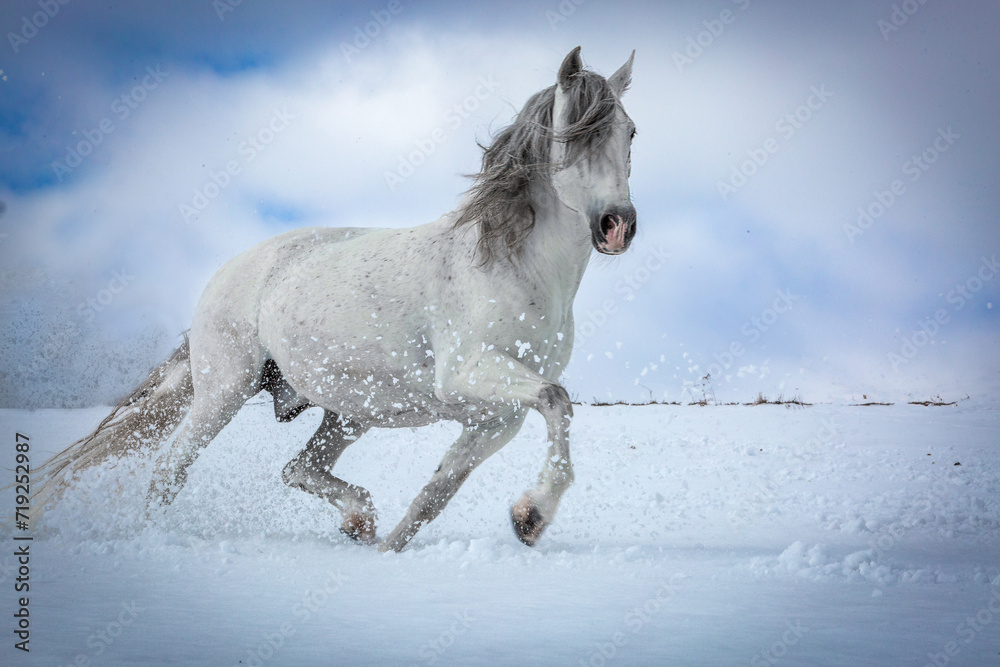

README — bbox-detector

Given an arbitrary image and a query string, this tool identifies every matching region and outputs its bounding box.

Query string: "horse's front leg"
[437,354,575,548]
[379,414,524,553]
[509,383,574,546]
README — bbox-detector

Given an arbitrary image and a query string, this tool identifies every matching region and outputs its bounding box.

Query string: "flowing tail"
[31,336,194,523]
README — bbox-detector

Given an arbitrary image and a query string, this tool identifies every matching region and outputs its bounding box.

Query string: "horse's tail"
[32,335,194,522]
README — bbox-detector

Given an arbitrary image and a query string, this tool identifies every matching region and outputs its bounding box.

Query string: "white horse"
[37,46,638,552]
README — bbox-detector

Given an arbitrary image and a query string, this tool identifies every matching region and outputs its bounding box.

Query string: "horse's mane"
[454,69,621,265]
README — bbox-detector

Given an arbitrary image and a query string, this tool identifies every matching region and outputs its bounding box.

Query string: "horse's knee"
[538,383,573,418]
[281,454,330,494]
[537,384,573,443]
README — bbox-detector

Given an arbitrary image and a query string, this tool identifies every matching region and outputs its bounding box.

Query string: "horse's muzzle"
[592,204,637,255]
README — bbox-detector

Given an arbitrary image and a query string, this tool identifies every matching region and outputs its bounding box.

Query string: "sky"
[0,0,998,408]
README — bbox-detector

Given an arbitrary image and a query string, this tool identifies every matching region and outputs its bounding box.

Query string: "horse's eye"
[629,128,636,141]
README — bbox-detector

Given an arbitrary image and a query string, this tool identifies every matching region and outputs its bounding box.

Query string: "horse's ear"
[558,46,583,90]
[607,50,635,97]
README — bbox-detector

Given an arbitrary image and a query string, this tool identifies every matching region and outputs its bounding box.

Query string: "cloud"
[1,2,998,407]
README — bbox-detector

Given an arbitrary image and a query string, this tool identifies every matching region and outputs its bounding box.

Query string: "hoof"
[340,511,377,546]
[511,495,546,547]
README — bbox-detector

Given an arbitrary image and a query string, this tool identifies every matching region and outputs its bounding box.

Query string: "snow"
[2,399,999,665]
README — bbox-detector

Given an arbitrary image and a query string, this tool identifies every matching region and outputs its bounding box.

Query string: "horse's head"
[550,46,637,256]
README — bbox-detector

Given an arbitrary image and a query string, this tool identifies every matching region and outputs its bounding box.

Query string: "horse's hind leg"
[281,410,376,544]
[148,323,262,508]
[148,390,246,507]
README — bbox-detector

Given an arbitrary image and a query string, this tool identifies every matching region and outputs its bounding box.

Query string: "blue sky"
[1,0,998,407]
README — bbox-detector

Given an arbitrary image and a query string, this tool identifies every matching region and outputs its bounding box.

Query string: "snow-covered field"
[2,398,999,666]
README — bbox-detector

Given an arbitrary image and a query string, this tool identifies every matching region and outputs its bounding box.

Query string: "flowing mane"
[454,68,625,264]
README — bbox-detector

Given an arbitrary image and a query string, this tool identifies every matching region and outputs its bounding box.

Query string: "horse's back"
[199,226,378,303]
[190,226,381,365]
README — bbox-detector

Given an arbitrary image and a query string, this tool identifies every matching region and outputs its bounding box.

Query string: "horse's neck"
[516,192,593,305]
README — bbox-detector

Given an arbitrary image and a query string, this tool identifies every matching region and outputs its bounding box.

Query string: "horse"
[35,46,638,552]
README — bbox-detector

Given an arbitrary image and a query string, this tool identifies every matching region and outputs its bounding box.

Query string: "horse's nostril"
[600,215,616,236]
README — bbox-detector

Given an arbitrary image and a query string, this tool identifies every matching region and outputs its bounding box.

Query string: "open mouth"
[594,208,637,255]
